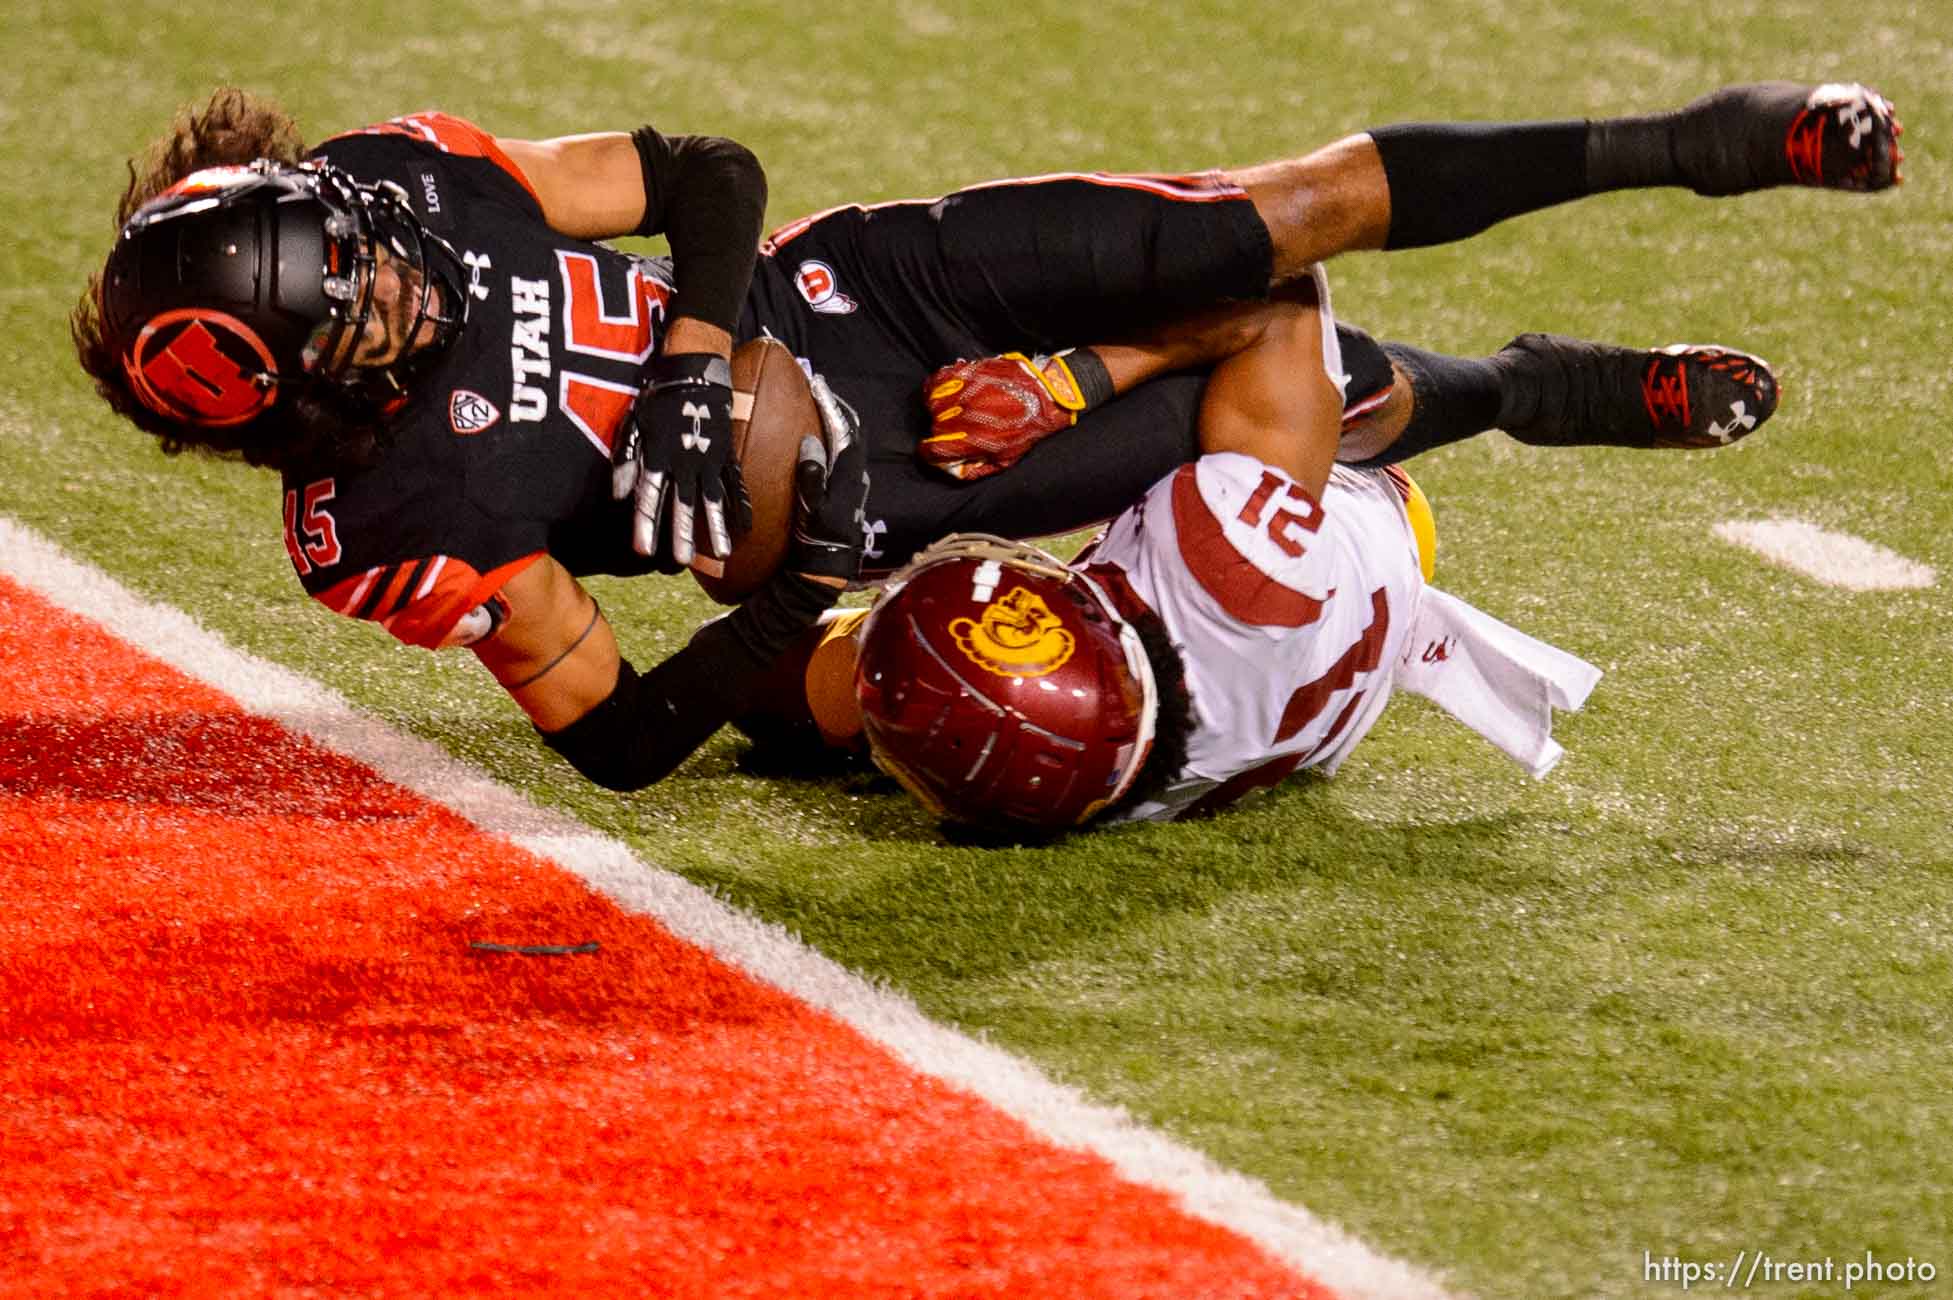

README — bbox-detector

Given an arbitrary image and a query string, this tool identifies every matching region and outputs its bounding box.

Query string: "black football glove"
[788,374,870,583]
[612,352,754,567]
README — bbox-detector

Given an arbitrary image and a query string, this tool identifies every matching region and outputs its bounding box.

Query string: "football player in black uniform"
[71,83,1899,792]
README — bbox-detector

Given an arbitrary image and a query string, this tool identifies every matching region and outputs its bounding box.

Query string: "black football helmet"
[100,159,467,428]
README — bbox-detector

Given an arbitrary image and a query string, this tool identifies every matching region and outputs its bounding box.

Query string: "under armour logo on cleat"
[680,400,712,452]
[1814,84,1878,149]
[1709,400,1758,444]
[1841,100,1876,149]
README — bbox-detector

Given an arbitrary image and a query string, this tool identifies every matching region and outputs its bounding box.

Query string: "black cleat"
[1492,334,1779,450]
[1674,81,1902,195]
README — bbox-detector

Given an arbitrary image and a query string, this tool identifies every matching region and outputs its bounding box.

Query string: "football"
[691,337,821,605]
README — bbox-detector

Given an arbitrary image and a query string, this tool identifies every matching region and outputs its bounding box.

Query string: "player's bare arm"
[1192,287,1343,498]
[497,126,767,565]
[921,290,1332,481]
[923,286,1346,484]
[493,133,735,368]
[494,133,650,241]
[489,135,755,353]
[493,127,762,340]
[468,556,621,732]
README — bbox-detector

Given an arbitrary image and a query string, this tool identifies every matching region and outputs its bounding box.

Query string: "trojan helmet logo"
[949,586,1076,678]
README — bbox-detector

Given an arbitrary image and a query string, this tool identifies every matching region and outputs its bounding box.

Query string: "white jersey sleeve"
[1088,454,1425,821]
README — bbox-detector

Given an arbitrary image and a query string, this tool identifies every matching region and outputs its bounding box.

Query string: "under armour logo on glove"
[680,400,712,453]
[615,353,751,568]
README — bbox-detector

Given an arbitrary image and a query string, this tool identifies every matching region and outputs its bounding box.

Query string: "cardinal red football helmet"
[100,159,466,428]
[854,534,1159,831]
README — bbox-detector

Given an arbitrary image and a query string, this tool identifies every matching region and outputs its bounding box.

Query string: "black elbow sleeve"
[631,126,768,335]
[538,574,839,792]
[540,658,683,791]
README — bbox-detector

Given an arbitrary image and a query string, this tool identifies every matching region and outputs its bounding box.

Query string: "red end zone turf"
[0,574,1330,1298]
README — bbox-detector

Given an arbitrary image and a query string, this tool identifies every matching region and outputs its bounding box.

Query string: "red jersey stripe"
[1169,466,1325,629]
[765,170,1247,252]
[313,552,544,649]
[958,169,1249,202]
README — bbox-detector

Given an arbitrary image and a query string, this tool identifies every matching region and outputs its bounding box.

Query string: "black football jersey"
[281,114,675,648]
[278,117,1293,649]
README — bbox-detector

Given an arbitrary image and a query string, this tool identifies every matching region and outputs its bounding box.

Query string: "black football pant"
[738,173,1388,572]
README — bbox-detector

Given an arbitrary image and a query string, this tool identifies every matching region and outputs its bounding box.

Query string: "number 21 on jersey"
[1236,468,1325,556]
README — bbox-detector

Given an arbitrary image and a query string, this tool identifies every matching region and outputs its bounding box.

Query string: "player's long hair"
[69,87,388,474]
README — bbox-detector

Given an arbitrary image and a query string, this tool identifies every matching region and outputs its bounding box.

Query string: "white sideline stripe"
[1714,518,1936,591]
[0,515,1453,1300]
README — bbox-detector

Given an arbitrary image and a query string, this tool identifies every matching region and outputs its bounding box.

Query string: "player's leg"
[1339,333,1781,466]
[928,174,1274,352]
[1234,81,1900,281]
[924,82,1898,350]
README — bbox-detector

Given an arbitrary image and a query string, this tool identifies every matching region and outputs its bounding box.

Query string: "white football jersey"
[1086,453,1426,821]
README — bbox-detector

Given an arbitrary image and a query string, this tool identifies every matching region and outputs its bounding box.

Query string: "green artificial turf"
[5,2,1949,1294]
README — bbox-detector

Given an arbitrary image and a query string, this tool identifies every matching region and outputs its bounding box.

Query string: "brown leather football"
[691,338,821,605]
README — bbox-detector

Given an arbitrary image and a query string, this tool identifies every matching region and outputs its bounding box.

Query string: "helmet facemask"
[299,167,468,408]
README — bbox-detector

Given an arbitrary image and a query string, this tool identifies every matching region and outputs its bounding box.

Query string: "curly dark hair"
[70,87,388,474]
[1103,603,1196,820]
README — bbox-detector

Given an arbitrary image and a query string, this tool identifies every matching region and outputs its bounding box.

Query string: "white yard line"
[0,514,1457,1300]
[1714,518,1936,591]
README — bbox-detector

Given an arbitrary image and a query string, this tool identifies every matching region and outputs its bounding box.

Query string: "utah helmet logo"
[123,309,279,428]
[794,260,857,315]
[157,165,262,200]
[949,586,1076,678]
[448,389,500,435]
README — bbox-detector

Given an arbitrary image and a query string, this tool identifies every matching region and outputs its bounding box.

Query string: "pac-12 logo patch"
[795,260,857,315]
[949,586,1076,678]
[448,390,500,435]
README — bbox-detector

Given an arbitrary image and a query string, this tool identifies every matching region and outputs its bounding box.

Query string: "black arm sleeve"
[631,126,768,337]
[539,572,836,791]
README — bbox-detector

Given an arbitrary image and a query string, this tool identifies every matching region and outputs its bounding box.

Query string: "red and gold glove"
[919,352,1090,481]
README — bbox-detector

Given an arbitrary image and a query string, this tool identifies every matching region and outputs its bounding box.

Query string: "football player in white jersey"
[834,270,1665,831]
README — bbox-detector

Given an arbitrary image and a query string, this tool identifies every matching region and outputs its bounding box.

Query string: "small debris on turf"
[468,941,601,956]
